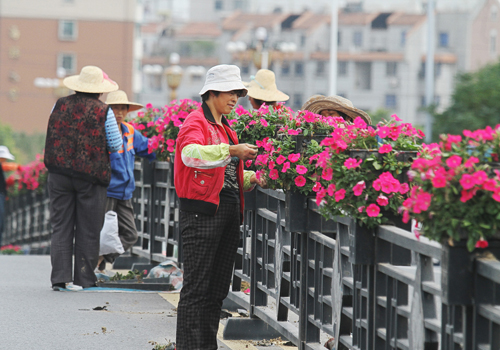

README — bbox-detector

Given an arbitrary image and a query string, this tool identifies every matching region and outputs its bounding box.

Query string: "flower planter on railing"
[284,191,309,232]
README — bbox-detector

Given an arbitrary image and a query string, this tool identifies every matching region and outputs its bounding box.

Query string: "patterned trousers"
[176,202,241,350]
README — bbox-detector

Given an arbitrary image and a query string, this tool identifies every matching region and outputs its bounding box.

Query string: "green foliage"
[367,108,391,126]
[0,121,45,164]
[432,60,500,140]
[109,269,148,282]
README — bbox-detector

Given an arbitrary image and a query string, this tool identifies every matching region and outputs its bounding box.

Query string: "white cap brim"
[199,81,248,97]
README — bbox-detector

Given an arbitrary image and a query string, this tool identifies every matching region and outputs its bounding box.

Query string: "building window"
[241,63,250,75]
[234,0,244,10]
[386,62,397,77]
[58,20,77,41]
[338,31,342,46]
[215,0,223,10]
[438,32,449,48]
[385,94,397,108]
[316,61,325,76]
[435,62,442,77]
[491,5,498,21]
[281,62,290,76]
[58,53,76,75]
[293,93,303,109]
[355,62,371,90]
[338,61,348,76]
[300,35,306,47]
[295,61,304,76]
[353,31,363,47]
[491,30,497,55]
[401,30,406,46]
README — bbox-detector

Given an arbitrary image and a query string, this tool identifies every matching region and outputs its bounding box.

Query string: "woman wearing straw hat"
[95,90,156,274]
[44,65,122,291]
[301,94,372,125]
[245,69,289,109]
[174,64,266,350]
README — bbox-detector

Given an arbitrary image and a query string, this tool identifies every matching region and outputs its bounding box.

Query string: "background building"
[0,0,141,133]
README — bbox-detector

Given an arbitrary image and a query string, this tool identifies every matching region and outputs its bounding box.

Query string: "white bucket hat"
[105,90,144,112]
[63,66,119,93]
[0,146,15,160]
[244,69,289,102]
[199,64,248,97]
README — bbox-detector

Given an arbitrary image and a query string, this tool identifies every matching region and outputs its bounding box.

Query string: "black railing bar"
[233,270,251,282]
[423,318,441,333]
[338,335,353,348]
[226,290,251,310]
[397,304,411,318]
[279,297,300,316]
[377,225,442,259]
[253,305,300,345]
[307,315,334,335]
[477,259,500,284]
[333,215,352,226]
[256,208,278,223]
[256,282,277,299]
[307,231,336,249]
[256,187,286,201]
[421,281,442,297]
[477,304,500,324]
[377,263,416,286]
[155,162,171,170]
[131,247,150,259]
[151,253,172,263]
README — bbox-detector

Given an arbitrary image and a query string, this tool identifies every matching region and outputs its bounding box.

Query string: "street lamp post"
[164,53,183,103]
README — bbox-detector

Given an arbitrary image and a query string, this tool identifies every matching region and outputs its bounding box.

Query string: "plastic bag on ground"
[147,259,183,290]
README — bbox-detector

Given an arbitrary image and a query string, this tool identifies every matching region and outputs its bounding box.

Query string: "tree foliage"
[0,121,45,164]
[432,60,500,139]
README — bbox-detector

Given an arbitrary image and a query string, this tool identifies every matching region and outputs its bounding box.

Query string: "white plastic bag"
[99,211,124,256]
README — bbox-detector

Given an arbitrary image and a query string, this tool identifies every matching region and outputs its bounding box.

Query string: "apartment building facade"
[0,0,142,133]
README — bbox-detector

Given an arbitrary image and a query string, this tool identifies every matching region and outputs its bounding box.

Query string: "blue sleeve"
[133,129,156,161]
[105,108,122,153]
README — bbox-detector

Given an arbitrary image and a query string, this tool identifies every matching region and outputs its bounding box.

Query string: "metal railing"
[5,159,500,350]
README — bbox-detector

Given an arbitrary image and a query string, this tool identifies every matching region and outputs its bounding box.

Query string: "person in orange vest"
[96,90,156,273]
[0,146,20,245]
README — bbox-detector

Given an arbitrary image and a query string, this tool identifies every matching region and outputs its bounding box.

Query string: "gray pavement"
[0,255,295,350]
[0,255,177,350]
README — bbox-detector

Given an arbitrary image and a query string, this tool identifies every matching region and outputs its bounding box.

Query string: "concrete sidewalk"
[0,255,296,350]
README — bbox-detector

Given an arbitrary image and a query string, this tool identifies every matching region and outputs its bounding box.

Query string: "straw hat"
[105,90,144,112]
[63,66,119,93]
[199,64,248,96]
[244,69,289,102]
[301,95,371,124]
[0,146,15,160]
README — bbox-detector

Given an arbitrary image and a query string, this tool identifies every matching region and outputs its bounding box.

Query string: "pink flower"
[166,139,175,146]
[312,182,323,192]
[296,165,308,174]
[476,239,489,249]
[464,156,480,168]
[269,169,279,180]
[321,168,333,181]
[334,189,346,202]
[353,117,367,129]
[366,204,380,217]
[432,174,447,188]
[399,183,409,194]
[268,161,275,170]
[483,179,498,191]
[352,181,366,196]
[402,210,410,223]
[473,170,488,185]
[288,129,299,135]
[136,124,145,130]
[460,174,476,190]
[376,195,389,206]
[460,189,475,203]
[344,158,362,169]
[315,189,327,206]
[260,118,269,127]
[391,114,402,122]
[282,162,290,173]
[493,190,500,202]
[327,183,336,196]
[146,103,153,109]
[245,160,253,168]
[295,176,306,187]
[378,126,390,138]
[288,153,301,163]
[276,155,287,165]
[446,155,462,169]
[379,144,393,154]
[358,206,365,213]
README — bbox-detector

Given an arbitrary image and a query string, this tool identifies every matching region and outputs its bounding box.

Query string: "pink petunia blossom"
[476,239,489,249]
[146,103,153,109]
[460,189,475,203]
[269,169,279,180]
[366,204,380,217]
[282,162,290,173]
[358,206,365,213]
[295,176,306,187]
[312,182,323,193]
[399,183,410,194]
[464,156,480,168]
[288,129,300,135]
[376,195,389,206]
[379,144,393,154]
[446,155,462,169]
[334,189,346,202]
[391,114,402,122]
[260,118,269,127]
[352,181,366,196]
[353,117,367,129]
[473,170,488,185]
[460,174,476,190]
[377,126,390,138]
[268,161,275,170]
[344,158,362,169]
[483,179,498,191]
[432,174,447,188]
[288,153,301,163]
[245,160,253,168]
[327,183,336,196]
[296,165,308,174]
[321,168,333,181]
[276,155,287,165]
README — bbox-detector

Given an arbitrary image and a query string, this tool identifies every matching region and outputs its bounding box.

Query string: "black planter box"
[346,218,375,265]
[97,277,172,291]
[284,191,308,232]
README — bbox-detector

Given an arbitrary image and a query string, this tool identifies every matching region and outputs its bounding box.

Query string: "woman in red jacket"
[174,64,265,350]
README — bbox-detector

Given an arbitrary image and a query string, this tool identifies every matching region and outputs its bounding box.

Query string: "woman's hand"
[229,143,257,161]
[250,174,268,189]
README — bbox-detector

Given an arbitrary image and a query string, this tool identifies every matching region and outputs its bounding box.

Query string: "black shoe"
[52,283,66,291]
